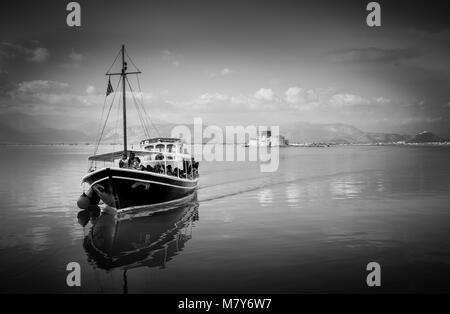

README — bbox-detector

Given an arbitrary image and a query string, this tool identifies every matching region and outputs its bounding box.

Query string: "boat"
[78,45,199,212]
[246,130,288,147]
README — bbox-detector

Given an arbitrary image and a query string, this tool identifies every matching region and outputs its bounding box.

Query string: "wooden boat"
[79,45,199,213]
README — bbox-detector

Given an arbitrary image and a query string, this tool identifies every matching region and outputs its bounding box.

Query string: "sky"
[0,0,449,137]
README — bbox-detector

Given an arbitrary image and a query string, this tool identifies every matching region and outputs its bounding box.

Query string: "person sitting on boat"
[133,157,145,170]
[193,160,199,178]
[146,164,154,172]
[186,162,192,177]
[127,152,136,168]
[166,164,173,175]
[119,153,128,168]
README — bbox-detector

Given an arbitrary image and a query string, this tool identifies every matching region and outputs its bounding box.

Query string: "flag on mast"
[106,77,114,96]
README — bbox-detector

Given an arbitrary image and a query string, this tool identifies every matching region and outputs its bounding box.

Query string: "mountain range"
[406,131,447,143]
[0,112,447,145]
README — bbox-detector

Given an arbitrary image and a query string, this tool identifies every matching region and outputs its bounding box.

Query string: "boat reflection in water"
[78,193,199,292]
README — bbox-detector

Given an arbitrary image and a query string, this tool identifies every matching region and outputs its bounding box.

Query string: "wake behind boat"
[78,45,199,212]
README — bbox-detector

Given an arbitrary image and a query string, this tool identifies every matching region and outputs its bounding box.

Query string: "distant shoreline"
[1,142,449,147]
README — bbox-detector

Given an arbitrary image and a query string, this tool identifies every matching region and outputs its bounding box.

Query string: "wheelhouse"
[140,138,186,154]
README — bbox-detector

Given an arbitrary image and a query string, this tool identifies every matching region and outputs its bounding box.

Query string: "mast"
[106,45,141,154]
[121,44,127,153]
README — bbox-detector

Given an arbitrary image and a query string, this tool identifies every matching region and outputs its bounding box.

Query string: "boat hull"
[82,168,198,210]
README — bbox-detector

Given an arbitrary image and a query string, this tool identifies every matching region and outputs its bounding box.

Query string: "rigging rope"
[92,46,123,157]
[113,87,122,159]
[91,47,162,167]
[124,47,161,138]
[128,74,162,137]
[125,77,151,139]
[124,48,141,73]
[106,48,122,74]
[91,76,122,165]
[92,85,110,153]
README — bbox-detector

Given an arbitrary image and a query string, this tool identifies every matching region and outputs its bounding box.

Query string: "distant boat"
[246,130,288,147]
[78,45,199,212]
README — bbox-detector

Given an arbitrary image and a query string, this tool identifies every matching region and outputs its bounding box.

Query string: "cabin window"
[167,144,175,152]
[148,145,154,150]
[156,144,164,152]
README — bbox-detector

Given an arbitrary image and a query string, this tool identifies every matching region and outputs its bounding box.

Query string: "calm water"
[0,144,450,293]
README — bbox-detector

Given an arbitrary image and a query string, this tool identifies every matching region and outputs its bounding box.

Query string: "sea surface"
[0,144,450,293]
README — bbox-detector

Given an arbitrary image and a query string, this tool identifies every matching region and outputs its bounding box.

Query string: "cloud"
[220,68,233,76]
[11,80,69,96]
[329,47,418,63]
[162,50,181,67]
[209,68,235,78]
[170,89,277,112]
[69,50,84,62]
[284,87,320,110]
[2,79,428,133]
[328,94,370,107]
[86,85,96,95]
[2,80,103,115]
[375,97,391,105]
[182,92,230,110]
[254,88,274,101]
[0,42,49,63]
[169,87,392,114]
[27,47,50,63]
[61,50,85,69]
[6,80,72,109]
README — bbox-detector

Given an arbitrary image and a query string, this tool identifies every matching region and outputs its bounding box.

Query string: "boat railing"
[88,150,198,180]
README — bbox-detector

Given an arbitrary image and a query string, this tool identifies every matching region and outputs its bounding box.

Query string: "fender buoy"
[77,210,90,227]
[77,193,91,210]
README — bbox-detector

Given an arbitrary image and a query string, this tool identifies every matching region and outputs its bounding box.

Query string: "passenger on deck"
[133,157,145,170]
[127,152,135,168]
[119,153,128,168]
[166,165,173,175]
[193,160,199,178]
[146,164,154,172]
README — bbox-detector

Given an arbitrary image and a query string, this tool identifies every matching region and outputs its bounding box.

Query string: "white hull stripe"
[83,167,199,184]
[116,194,196,215]
[91,176,197,190]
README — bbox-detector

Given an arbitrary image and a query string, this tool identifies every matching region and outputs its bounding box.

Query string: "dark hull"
[82,168,198,210]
